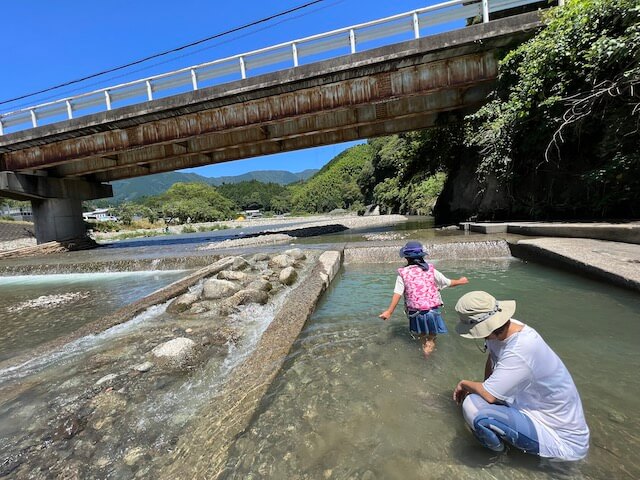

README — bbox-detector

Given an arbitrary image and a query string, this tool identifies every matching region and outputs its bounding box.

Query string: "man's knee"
[462,393,488,429]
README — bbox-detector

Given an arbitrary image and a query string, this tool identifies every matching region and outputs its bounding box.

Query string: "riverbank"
[91,213,411,243]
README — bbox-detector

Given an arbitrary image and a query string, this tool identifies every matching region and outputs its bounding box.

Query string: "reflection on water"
[0,270,186,361]
[223,260,640,479]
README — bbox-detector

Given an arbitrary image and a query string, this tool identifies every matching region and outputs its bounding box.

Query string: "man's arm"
[379,293,402,320]
[484,354,493,380]
[453,379,498,405]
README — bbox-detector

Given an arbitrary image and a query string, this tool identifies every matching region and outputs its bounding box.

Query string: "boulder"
[279,267,298,286]
[188,302,211,315]
[285,248,306,260]
[252,253,270,262]
[217,270,248,282]
[229,289,269,306]
[270,254,294,268]
[166,292,199,314]
[230,256,251,271]
[151,337,197,367]
[202,279,240,300]
[247,278,272,292]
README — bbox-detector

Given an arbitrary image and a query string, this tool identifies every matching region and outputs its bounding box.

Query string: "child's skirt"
[407,308,448,335]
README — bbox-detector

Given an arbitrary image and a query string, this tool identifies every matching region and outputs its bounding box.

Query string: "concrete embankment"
[509,238,640,293]
[462,221,640,293]
[161,250,343,479]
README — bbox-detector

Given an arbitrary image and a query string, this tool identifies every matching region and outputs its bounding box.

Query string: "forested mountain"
[110,169,318,203]
[208,169,317,186]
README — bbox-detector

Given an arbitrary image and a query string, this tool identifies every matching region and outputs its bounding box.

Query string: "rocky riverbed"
[0,248,318,479]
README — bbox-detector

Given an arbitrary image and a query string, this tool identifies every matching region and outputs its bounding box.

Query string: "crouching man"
[452,291,589,461]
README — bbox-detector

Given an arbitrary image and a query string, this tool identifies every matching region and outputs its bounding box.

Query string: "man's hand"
[453,381,469,405]
[379,310,392,321]
[458,276,469,285]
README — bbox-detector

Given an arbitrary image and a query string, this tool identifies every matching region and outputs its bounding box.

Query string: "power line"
[3,0,345,112]
[0,0,324,108]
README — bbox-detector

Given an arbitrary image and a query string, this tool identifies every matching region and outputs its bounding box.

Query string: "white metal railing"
[0,0,547,136]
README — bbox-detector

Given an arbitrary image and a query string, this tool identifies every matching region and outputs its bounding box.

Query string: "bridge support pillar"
[0,172,113,244]
[31,197,86,243]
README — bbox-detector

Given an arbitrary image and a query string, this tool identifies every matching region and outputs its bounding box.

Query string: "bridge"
[0,0,552,243]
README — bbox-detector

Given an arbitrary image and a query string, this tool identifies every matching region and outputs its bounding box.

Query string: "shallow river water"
[221,260,640,480]
[0,220,638,478]
[0,270,187,362]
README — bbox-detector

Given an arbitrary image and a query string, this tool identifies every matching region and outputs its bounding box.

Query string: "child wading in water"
[379,241,469,357]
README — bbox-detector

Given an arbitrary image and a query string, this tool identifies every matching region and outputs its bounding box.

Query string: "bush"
[86,220,120,232]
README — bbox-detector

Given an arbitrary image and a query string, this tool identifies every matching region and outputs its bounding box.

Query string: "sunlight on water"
[0,270,187,361]
[223,260,640,480]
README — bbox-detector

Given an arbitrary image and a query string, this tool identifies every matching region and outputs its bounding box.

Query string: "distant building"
[0,206,33,222]
[244,209,263,218]
[83,208,118,222]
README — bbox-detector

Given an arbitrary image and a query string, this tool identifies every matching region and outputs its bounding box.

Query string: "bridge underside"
[0,12,541,242]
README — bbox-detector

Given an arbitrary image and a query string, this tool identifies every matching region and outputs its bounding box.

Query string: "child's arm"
[379,293,402,321]
[449,276,469,287]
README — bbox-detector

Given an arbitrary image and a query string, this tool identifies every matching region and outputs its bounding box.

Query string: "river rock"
[279,266,298,285]
[95,373,118,386]
[123,447,147,466]
[270,254,294,268]
[53,415,84,440]
[188,302,210,314]
[132,361,154,373]
[151,337,197,367]
[229,289,269,306]
[202,279,241,300]
[247,278,272,292]
[252,253,270,262]
[89,391,127,430]
[166,292,199,314]
[217,270,248,282]
[285,248,306,260]
[230,256,251,271]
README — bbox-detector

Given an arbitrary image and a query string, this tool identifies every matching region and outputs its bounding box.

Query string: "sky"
[1,0,446,178]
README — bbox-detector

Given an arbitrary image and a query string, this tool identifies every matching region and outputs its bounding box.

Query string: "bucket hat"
[454,291,516,339]
[400,241,427,259]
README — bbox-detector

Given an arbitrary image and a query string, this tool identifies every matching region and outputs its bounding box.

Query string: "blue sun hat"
[399,241,428,259]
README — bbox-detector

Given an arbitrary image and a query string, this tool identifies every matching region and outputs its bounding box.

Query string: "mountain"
[207,169,316,186]
[110,169,318,203]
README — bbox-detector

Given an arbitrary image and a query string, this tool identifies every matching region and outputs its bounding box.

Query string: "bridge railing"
[0,0,549,136]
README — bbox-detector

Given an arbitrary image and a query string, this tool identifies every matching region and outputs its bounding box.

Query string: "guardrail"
[0,0,549,135]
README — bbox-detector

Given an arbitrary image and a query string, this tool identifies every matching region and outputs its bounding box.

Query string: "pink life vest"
[397,264,443,311]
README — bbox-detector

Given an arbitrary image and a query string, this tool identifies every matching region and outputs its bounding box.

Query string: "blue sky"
[1,0,445,177]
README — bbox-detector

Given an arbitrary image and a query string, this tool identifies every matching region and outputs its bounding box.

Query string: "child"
[379,241,468,357]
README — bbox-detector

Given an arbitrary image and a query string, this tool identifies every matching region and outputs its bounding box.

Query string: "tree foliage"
[466,0,640,218]
[291,144,371,213]
[145,182,235,223]
[216,180,289,212]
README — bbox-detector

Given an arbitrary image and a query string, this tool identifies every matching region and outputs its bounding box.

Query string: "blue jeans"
[462,394,540,455]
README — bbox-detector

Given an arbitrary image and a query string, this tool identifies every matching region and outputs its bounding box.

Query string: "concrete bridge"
[0,4,546,243]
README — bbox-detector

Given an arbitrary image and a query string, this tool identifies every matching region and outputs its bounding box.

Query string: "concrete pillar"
[31,197,87,243]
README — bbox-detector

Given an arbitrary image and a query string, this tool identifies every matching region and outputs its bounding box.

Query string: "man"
[452,291,589,461]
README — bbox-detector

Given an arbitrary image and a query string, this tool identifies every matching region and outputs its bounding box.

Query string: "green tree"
[149,182,235,223]
[291,144,371,213]
[466,0,640,218]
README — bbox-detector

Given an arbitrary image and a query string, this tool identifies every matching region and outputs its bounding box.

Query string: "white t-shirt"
[483,321,590,460]
[393,268,451,295]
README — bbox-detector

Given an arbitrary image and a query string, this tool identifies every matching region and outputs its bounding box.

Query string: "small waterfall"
[343,240,512,264]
